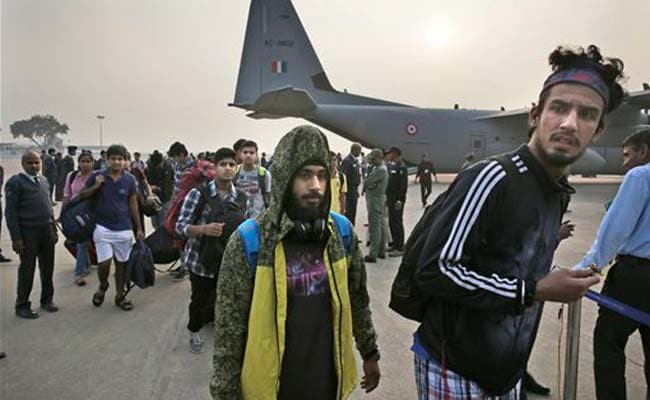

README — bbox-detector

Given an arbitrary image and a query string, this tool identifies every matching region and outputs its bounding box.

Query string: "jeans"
[75,241,90,277]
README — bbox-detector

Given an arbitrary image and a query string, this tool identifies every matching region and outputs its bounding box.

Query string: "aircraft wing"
[474,88,650,122]
[472,108,529,122]
[625,89,650,109]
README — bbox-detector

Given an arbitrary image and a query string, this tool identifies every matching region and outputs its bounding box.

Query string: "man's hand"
[394,201,403,211]
[202,223,225,237]
[136,229,145,240]
[360,359,380,393]
[12,240,25,255]
[558,220,575,241]
[95,175,105,186]
[535,268,600,303]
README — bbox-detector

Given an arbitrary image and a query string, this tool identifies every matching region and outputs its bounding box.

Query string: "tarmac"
[0,161,646,400]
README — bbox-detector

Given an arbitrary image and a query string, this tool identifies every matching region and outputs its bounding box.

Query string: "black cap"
[388,146,402,156]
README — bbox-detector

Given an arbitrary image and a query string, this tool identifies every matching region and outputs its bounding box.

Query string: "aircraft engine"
[569,148,606,176]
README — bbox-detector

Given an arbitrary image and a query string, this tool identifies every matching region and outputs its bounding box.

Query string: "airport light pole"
[96,115,105,149]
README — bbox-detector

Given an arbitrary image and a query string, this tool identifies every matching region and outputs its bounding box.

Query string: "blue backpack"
[237,211,352,280]
[60,196,96,243]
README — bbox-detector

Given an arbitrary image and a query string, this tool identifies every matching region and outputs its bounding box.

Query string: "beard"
[545,149,583,166]
[536,132,585,167]
[285,192,328,222]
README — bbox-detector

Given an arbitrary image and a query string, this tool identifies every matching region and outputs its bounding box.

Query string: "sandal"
[92,284,109,307]
[115,295,133,311]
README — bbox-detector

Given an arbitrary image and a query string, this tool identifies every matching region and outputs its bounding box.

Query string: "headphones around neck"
[291,218,328,241]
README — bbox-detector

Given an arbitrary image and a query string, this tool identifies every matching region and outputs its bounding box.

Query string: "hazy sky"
[2,0,649,155]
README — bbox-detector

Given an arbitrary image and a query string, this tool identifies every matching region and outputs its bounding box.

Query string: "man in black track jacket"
[411,45,626,398]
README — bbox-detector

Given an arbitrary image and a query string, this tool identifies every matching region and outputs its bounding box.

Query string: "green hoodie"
[210,125,378,399]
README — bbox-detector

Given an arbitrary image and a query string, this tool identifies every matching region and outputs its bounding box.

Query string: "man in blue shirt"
[80,144,144,311]
[574,128,650,400]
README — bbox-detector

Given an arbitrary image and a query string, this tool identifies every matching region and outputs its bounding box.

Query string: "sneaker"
[189,332,205,354]
[16,308,39,319]
[74,277,87,286]
[40,302,59,313]
[172,267,186,282]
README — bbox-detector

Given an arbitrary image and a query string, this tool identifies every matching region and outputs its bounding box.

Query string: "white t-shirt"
[235,167,272,218]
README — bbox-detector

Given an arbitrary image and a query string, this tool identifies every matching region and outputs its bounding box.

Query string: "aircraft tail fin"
[232,0,404,112]
[232,0,336,108]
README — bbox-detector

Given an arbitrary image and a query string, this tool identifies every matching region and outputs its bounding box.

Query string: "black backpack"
[144,226,180,264]
[197,189,247,274]
[388,191,448,321]
[388,154,515,322]
[60,196,96,243]
[125,239,155,292]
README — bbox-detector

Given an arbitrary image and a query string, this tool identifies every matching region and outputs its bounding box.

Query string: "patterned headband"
[542,68,610,110]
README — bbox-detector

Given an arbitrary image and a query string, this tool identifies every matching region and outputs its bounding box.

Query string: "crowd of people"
[1,45,649,400]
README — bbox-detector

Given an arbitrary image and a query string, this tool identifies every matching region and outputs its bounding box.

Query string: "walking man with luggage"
[79,144,144,311]
[176,147,246,353]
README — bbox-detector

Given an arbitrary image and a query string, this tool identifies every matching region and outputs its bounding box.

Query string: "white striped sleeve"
[437,161,519,299]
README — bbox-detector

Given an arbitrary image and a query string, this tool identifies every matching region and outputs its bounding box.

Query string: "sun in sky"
[424,23,454,49]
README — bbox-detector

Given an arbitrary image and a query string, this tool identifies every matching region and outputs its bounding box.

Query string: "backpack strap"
[68,170,79,186]
[191,184,215,227]
[238,218,261,280]
[237,212,352,282]
[329,211,352,256]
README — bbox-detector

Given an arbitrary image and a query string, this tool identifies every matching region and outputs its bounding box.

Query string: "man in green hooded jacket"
[211,126,380,400]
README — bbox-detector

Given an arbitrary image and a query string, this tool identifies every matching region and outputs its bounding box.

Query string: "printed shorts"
[414,352,521,400]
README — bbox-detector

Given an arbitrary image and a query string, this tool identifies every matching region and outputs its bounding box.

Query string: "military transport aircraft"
[229,0,650,174]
